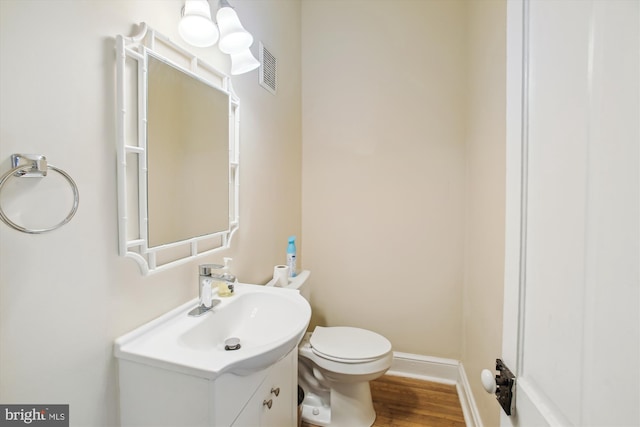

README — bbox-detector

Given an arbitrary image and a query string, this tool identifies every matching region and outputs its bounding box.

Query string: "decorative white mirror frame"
[115,23,239,275]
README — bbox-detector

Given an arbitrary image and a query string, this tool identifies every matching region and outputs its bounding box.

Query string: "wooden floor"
[302,375,466,427]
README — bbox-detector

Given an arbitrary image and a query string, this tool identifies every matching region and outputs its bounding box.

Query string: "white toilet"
[284,271,393,427]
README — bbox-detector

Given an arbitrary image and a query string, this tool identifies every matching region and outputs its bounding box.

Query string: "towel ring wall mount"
[0,154,79,234]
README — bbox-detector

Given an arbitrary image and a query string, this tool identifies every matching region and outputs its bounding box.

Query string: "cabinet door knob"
[263,399,273,409]
[270,387,280,397]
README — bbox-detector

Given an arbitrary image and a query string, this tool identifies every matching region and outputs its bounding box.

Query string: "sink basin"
[114,283,311,379]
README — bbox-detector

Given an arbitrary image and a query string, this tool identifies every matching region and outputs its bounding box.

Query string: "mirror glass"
[116,24,240,275]
[146,54,229,247]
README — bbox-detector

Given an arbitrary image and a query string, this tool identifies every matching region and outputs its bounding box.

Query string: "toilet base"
[301,395,331,426]
[301,381,376,427]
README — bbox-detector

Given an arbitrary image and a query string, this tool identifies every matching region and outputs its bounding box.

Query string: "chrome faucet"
[210,272,237,287]
[188,264,224,317]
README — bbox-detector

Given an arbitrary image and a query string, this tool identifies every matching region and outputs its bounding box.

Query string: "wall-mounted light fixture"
[179,0,219,47]
[179,0,259,75]
[230,49,260,75]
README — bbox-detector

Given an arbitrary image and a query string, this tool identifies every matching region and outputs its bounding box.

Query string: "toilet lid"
[310,326,392,361]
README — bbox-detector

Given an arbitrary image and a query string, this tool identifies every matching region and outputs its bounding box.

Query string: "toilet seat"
[310,326,392,363]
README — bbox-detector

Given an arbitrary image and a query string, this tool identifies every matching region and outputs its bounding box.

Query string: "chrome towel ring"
[0,154,79,234]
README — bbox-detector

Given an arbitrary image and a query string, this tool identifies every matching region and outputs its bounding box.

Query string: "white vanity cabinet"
[115,284,310,426]
[118,349,297,427]
[231,350,297,427]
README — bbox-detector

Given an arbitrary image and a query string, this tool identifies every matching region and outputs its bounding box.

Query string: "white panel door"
[502,0,639,425]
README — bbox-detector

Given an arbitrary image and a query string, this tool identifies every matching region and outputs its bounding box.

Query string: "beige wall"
[301,0,467,359]
[0,0,301,425]
[463,1,506,425]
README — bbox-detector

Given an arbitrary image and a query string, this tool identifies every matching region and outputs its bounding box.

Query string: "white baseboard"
[387,351,459,384]
[386,352,483,427]
[456,362,483,427]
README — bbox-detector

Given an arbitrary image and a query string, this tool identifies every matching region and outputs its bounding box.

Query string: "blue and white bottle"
[286,236,297,278]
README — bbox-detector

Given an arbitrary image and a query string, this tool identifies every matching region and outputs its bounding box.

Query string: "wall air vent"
[259,42,277,95]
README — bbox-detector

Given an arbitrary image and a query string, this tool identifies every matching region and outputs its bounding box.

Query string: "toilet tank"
[285,270,311,302]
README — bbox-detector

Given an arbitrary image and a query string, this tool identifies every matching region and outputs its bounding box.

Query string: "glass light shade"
[216,7,253,54]
[179,0,219,47]
[230,49,260,75]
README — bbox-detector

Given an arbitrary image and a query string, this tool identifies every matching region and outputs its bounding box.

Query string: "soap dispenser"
[217,257,235,297]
